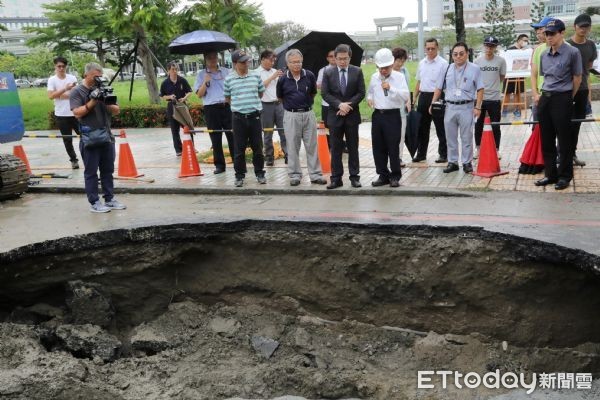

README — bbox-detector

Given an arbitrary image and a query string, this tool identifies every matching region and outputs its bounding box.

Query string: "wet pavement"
[1,109,600,255]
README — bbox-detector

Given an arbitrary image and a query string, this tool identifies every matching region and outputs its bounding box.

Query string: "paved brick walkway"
[5,104,600,194]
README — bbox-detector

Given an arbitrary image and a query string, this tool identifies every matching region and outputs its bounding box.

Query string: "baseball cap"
[483,36,499,46]
[531,16,554,28]
[231,50,250,63]
[574,14,592,27]
[544,18,566,33]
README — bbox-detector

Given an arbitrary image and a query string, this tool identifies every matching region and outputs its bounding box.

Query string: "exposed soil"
[0,221,599,399]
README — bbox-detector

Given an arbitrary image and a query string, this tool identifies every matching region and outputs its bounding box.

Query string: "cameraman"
[70,62,126,213]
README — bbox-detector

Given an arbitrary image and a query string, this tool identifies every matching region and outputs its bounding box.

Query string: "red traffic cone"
[317,121,331,174]
[474,117,508,178]
[179,126,203,178]
[117,130,143,178]
[13,144,31,175]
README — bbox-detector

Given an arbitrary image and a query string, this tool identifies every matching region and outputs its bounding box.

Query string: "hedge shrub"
[49,104,205,129]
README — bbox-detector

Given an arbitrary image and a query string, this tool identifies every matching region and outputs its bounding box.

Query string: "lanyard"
[453,64,467,90]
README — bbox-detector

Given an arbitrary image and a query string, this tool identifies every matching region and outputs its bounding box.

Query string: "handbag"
[81,126,111,148]
[430,64,451,119]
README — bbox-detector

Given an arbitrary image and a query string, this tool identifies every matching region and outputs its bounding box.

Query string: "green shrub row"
[48,104,205,129]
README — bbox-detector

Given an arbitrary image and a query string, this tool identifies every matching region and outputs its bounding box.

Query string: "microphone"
[381,74,388,96]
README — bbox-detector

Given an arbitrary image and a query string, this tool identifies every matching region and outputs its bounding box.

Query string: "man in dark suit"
[321,43,366,189]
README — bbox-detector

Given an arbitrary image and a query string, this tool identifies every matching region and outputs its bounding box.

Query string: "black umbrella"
[405,110,421,158]
[274,31,363,75]
[169,30,237,55]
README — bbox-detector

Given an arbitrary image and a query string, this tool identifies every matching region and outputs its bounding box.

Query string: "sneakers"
[105,198,127,210]
[234,178,244,187]
[463,162,474,174]
[513,109,521,118]
[496,149,502,160]
[71,161,80,169]
[290,179,301,186]
[443,163,459,173]
[573,155,586,167]
[90,200,111,213]
[257,175,267,184]
[176,152,182,157]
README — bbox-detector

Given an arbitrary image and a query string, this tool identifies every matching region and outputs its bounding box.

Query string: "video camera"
[91,76,117,105]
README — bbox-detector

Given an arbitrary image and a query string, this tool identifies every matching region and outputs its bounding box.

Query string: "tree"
[0,53,17,74]
[177,0,265,48]
[454,0,466,43]
[394,32,419,59]
[582,7,600,16]
[25,0,117,66]
[530,0,546,42]
[497,0,516,48]
[444,12,455,27]
[466,28,484,51]
[251,21,307,51]
[483,0,502,39]
[108,0,179,104]
[14,48,55,79]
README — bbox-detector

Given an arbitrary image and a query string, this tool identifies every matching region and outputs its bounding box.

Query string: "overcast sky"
[256,0,420,33]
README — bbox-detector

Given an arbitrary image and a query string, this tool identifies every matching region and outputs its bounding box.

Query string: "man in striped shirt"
[224,50,266,187]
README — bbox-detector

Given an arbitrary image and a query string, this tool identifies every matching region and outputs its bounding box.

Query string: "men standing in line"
[413,38,448,164]
[276,49,326,186]
[47,56,80,169]
[430,42,484,174]
[70,63,125,213]
[223,50,266,187]
[503,34,529,118]
[194,51,233,174]
[534,19,582,191]
[367,48,410,188]
[159,61,192,156]
[255,49,286,166]
[474,36,506,159]
[567,14,597,167]
[321,44,365,189]
[391,47,411,167]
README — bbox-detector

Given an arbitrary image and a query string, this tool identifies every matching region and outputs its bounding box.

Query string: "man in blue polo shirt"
[534,18,582,190]
[223,50,266,187]
[276,49,326,186]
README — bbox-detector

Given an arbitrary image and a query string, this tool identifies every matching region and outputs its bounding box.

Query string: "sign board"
[0,72,25,144]
[500,48,533,78]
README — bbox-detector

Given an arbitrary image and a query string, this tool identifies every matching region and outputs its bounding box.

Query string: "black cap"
[231,50,250,63]
[545,18,566,33]
[574,14,592,27]
[483,36,499,46]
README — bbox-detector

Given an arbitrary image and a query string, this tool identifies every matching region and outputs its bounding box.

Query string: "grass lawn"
[17,60,596,131]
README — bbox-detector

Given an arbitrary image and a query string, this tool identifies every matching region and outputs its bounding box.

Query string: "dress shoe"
[400,160,406,168]
[284,155,288,164]
[326,180,343,189]
[265,161,274,167]
[554,179,569,190]
[443,163,459,173]
[371,176,390,187]
[534,177,557,187]
[257,175,267,184]
[435,157,448,163]
[350,179,362,188]
[234,178,244,187]
[389,178,400,187]
[214,168,225,174]
[412,156,426,163]
[290,179,301,186]
[462,162,473,174]
[311,178,327,185]
[573,155,586,167]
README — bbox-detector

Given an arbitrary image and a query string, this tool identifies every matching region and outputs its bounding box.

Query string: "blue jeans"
[80,141,115,204]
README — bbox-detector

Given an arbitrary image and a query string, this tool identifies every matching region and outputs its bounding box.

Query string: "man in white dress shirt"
[367,48,410,187]
[255,49,286,165]
[413,38,449,163]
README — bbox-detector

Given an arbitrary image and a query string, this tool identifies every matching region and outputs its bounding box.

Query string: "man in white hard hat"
[367,48,410,187]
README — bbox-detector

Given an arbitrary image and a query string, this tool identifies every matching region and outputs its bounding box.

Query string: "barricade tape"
[24,134,79,138]
[491,117,600,126]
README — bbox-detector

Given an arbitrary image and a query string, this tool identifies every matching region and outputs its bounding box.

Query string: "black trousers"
[80,141,115,204]
[570,88,588,155]
[55,115,80,162]
[538,92,574,181]
[168,116,184,154]
[416,91,446,158]
[371,111,402,180]
[232,111,264,179]
[204,103,234,170]
[330,119,359,182]
[474,100,502,148]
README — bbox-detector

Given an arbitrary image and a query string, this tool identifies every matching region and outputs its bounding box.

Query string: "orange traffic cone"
[13,144,31,174]
[179,126,203,178]
[474,117,508,178]
[317,121,331,174]
[117,130,143,178]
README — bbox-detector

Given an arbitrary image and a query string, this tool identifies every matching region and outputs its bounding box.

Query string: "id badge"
[454,89,462,97]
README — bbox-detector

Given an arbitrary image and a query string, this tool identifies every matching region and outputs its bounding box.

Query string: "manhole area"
[0,222,599,400]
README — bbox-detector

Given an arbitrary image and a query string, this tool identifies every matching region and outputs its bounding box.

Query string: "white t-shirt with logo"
[48,74,78,117]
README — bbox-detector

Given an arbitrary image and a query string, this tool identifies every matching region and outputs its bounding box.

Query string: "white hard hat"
[374,48,394,68]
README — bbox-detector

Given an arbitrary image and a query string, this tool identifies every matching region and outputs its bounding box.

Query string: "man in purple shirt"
[534,19,582,191]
